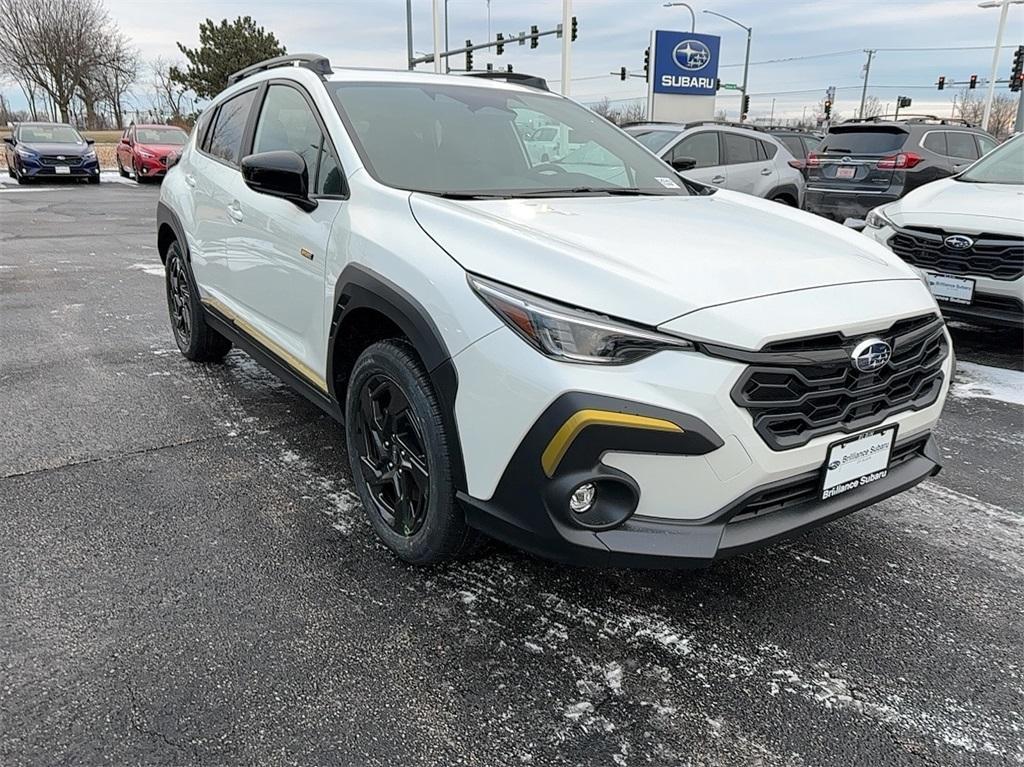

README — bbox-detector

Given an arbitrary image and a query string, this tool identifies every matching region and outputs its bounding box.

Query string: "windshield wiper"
[510,187,667,197]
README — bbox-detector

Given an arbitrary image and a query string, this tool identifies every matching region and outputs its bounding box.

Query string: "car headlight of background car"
[137,149,155,159]
[84,150,97,161]
[15,147,38,159]
[865,205,896,229]
[470,275,694,365]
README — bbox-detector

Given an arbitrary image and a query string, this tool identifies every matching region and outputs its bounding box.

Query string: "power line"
[718,43,1022,69]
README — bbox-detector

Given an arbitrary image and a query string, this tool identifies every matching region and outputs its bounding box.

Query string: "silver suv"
[625,121,806,207]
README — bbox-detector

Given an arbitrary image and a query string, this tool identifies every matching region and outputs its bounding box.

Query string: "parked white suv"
[157,55,951,568]
[859,133,1023,328]
[625,121,806,207]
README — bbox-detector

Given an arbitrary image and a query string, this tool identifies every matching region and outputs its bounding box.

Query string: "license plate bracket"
[54,166,71,175]
[820,425,898,501]
[926,273,975,305]
[836,165,856,179]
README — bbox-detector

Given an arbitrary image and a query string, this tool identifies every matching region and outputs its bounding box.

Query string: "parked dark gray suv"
[804,116,997,222]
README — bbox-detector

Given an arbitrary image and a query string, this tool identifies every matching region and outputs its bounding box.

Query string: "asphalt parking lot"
[1,177,1022,767]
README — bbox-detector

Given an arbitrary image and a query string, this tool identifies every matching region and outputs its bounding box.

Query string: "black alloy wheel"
[167,253,193,347]
[354,373,431,537]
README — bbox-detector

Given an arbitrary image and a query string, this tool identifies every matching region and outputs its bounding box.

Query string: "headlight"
[138,150,154,159]
[15,147,37,158]
[83,150,97,160]
[469,276,694,365]
[865,205,895,229]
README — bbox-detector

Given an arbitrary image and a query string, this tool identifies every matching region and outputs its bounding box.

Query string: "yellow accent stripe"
[201,297,328,393]
[541,409,683,477]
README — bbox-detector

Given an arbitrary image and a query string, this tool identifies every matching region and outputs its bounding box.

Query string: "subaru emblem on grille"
[944,234,974,250]
[851,338,892,373]
[57,155,65,160]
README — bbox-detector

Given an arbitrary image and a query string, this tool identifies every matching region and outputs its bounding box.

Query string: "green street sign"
[721,83,740,90]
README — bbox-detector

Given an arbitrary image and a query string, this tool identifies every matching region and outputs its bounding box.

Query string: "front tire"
[164,240,231,362]
[345,340,480,564]
[118,158,129,178]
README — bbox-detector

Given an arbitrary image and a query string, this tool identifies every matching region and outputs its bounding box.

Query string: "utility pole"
[859,49,876,119]
[769,98,775,124]
[560,0,572,96]
[978,0,1022,130]
[432,0,445,73]
[405,0,414,71]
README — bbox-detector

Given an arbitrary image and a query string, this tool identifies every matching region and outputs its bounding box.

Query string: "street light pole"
[978,0,1023,131]
[662,2,695,33]
[405,0,414,70]
[703,10,752,121]
[560,0,573,96]
[432,0,445,74]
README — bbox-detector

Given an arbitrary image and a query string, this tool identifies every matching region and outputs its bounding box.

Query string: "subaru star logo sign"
[851,338,892,373]
[944,235,974,250]
[652,30,721,96]
[673,39,711,71]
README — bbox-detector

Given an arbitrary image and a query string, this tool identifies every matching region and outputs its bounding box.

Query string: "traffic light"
[619,66,627,82]
[1012,45,1024,92]
[937,75,945,91]
[465,40,473,71]
[530,25,539,49]
[570,16,578,42]
[506,64,513,73]
[742,94,750,117]
[824,99,833,119]
[969,74,978,90]
[495,33,504,56]
[715,78,721,91]
[643,47,650,81]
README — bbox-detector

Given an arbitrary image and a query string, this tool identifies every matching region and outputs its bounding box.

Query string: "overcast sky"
[5,0,1023,120]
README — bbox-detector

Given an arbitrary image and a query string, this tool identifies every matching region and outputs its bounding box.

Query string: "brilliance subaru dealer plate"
[836,165,856,179]
[54,166,71,175]
[820,425,898,501]
[926,273,975,305]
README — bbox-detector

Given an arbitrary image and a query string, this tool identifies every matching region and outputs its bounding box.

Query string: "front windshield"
[18,125,83,144]
[328,82,690,197]
[135,127,187,145]
[627,129,679,152]
[958,134,1024,185]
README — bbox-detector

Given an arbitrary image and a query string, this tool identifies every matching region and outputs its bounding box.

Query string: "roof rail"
[682,119,767,132]
[227,53,333,85]
[846,114,975,127]
[464,71,549,91]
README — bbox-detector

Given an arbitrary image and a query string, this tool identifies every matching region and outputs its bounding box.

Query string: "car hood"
[885,177,1024,232]
[410,190,919,326]
[136,143,183,155]
[18,142,90,155]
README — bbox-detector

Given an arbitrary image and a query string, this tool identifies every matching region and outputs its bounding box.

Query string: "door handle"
[711,175,726,184]
[760,167,773,176]
[227,201,244,223]
[184,173,197,188]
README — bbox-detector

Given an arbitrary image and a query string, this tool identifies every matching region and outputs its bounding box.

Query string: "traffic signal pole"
[560,0,572,96]
[980,0,1012,131]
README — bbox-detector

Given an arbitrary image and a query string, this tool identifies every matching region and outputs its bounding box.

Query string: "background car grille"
[39,155,83,167]
[888,227,1024,281]
[728,315,948,450]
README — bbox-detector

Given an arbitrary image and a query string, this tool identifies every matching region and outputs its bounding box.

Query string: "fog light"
[569,483,596,514]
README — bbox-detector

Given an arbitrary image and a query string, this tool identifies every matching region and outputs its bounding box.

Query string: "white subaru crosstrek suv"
[859,133,1023,329]
[157,55,951,568]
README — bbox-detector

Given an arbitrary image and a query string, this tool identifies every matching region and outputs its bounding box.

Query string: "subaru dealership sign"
[652,30,721,96]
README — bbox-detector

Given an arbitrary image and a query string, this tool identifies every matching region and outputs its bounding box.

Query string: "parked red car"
[116,124,188,182]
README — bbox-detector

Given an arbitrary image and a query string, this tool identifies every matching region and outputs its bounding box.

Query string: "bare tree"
[590,97,621,124]
[151,57,190,122]
[0,0,110,123]
[951,89,1015,138]
[94,31,139,128]
[861,95,883,119]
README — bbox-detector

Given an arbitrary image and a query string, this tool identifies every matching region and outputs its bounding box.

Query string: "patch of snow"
[523,641,543,655]
[563,701,594,721]
[604,662,623,694]
[281,450,301,464]
[128,263,164,277]
[952,362,1024,406]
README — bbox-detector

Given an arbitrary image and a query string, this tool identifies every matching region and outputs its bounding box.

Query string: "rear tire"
[772,194,796,206]
[164,240,232,363]
[345,340,481,565]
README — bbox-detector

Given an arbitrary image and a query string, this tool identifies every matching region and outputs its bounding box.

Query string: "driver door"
[665,131,726,187]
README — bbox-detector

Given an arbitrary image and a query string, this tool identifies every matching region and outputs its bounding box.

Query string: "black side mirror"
[2,136,13,146]
[670,156,697,172]
[241,150,317,212]
[86,138,95,145]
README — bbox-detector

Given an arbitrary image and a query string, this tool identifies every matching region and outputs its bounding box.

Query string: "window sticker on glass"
[655,176,680,189]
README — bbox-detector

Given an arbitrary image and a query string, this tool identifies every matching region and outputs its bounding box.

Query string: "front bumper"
[17,156,100,178]
[461,434,940,568]
[135,155,169,177]
[452,309,951,569]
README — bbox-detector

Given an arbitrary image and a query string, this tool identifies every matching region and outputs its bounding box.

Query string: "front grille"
[728,315,948,450]
[728,435,929,524]
[889,227,1024,281]
[39,155,83,166]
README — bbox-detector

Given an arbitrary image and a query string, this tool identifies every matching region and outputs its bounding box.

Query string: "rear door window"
[723,133,759,165]
[205,89,257,166]
[820,128,906,154]
[946,131,979,160]
[759,140,778,160]
[778,135,804,158]
[670,131,720,168]
[977,135,997,155]
[922,132,947,155]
